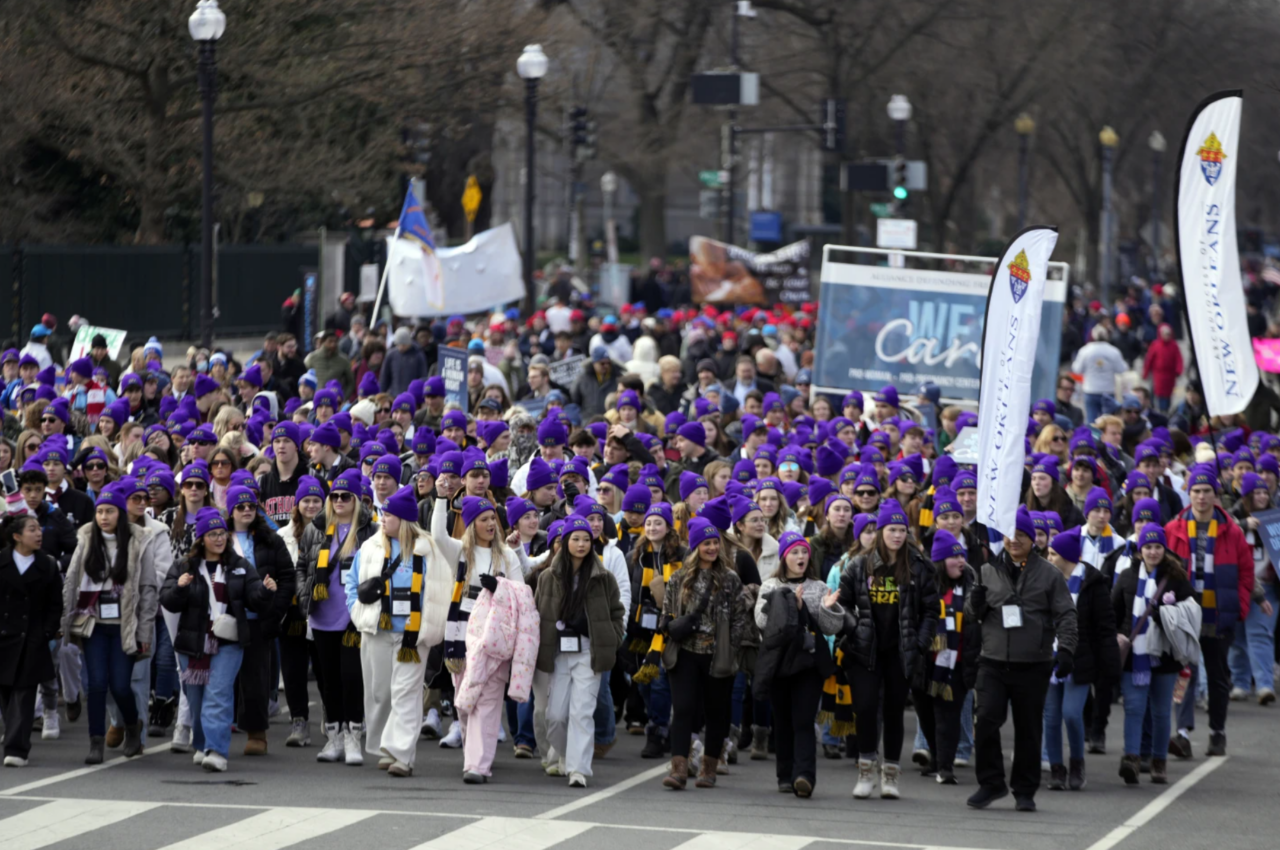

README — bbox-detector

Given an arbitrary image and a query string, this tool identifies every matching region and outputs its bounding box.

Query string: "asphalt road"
[0,685,1273,850]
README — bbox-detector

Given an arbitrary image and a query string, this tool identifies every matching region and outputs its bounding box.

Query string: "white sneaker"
[954,756,971,767]
[41,710,60,740]
[192,750,206,766]
[439,720,463,749]
[344,723,364,765]
[498,726,507,743]
[1229,687,1247,701]
[880,762,901,799]
[689,738,704,777]
[568,772,587,788]
[316,723,344,763]
[852,758,877,799]
[4,756,28,767]
[171,725,194,754]
[421,708,442,739]
[201,751,228,772]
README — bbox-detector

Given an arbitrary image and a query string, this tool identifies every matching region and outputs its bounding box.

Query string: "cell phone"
[1,469,17,496]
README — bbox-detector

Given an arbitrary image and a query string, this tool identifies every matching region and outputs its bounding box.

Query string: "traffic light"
[821,98,846,153]
[891,157,909,202]
[568,107,596,163]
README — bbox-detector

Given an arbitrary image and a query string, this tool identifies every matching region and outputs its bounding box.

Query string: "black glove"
[356,578,385,605]
[479,573,499,594]
[1054,651,1074,680]
[968,582,986,615]
[562,481,580,502]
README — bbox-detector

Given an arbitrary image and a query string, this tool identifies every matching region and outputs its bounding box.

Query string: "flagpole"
[369,225,402,328]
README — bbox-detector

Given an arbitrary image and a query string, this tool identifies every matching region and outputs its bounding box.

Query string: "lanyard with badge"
[384,554,412,616]
[460,564,490,613]
[98,580,121,620]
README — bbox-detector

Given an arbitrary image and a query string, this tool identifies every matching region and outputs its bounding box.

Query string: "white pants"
[546,650,601,777]
[360,631,428,766]
[532,670,557,767]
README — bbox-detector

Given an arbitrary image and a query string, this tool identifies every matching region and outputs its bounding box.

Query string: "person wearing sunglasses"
[299,468,378,765]
[185,425,219,464]
[161,507,278,773]
[40,399,70,440]
[76,447,116,503]
[224,485,295,757]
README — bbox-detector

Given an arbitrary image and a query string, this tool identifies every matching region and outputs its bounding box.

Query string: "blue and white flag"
[1175,90,1257,417]
[385,186,444,316]
[975,226,1058,539]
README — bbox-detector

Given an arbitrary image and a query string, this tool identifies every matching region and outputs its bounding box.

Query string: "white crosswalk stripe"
[153,806,377,850]
[665,836,816,850]
[404,816,593,849]
[2,798,161,850]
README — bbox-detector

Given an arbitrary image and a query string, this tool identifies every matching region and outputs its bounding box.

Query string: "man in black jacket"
[964,506,1077,812]
[258,423,305,525]
[41,448,94,529]
[663,421,720,503]
[20,470,76,570]
[573,348,620,420]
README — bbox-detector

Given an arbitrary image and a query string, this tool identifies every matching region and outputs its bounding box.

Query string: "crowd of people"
[0,283,1271,815]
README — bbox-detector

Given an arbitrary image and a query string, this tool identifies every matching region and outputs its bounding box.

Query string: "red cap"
[798,317,812,328]
[620,304,633,314]
[801,302,817,314]
[41,313,57,329]
[1089,300,1102,312]
[702,305,718,317]
[722,330,737,342]
[570,309,585,322]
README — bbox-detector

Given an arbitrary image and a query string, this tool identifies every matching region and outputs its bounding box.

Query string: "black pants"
[974,661,1052,797]
[771,668,823,785]
[279,630,323,721]
[0,686,37,759]
[849,650,909,762]
[1089,680,1113,739]
[312,629,363,725]
[1201,632,1233,733]
[668,651,733,759]
[235,622,272,733]
[914,686,968,772]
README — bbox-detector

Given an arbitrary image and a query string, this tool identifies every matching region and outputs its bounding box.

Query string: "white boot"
[41,709,60,740]
[316,722,344,763]
[171,724,194,754]
[880,762,901,799]
[852,758,877,799]
[344,722,365,765]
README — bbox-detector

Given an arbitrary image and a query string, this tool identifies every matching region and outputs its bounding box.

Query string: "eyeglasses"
[85,462,109,472]
[233,503,257,512]
[181,481,207,490]
[24,443,41,452]
[378,408,392,415]
[204,530,227,541]
[854,489,878,498]
[211,459,232,468]
[1051,435,1066,443]
[128,494,147,503]
[779,462,800,472]
[331,492,354,502]
[41,417,59,424]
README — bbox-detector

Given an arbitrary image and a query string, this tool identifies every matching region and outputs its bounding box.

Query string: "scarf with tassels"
[929,585,964,700]
[1187,516,1218,636]
[312,523,349,601]
[628,549,681,653]
[181,563,227,685]
[818,648,856,735]
[631,557,684,682]
[377,539,425,663]
[1130,563,1158,686]
[917,485,937,529]
[444,557,474,674]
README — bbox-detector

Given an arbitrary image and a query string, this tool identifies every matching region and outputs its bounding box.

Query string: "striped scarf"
[443,557,473,674]
[1131,564,1158,686]
[929,586,964,700]
[378,539,425,664]
[1187,516,1218,636]
[1081,524,1114,566]
[311,523,341,601]
[917,485,936,529]
[182,563,227,685]
[819,648,856,735]
[616,523,643,558]
[1050,564,1085,684]
[632,559,683,684]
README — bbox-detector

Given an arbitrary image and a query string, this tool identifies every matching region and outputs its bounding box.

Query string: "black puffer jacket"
[236,525,296,638]
[1063,564,1121,685]
[837,548,938,676]
[160,554,275,655]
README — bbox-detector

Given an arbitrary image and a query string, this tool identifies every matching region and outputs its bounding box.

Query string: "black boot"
[123,721,144,758]
[152,696,178,731]
[1047,763,1067,790]
[641,727,665,759]
[85,736,105,765]
[1068,757,1086,790]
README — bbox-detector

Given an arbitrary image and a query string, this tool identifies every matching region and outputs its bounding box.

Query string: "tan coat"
[62,522,160,657]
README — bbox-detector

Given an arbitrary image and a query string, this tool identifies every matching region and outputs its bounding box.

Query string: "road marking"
[2,798,161,850]
[0,741,172,797]
[155,806,376,850]
[1083,756,1227,850]
[533,763,669,820]
[666,835,815,850]
[405,816,593,849]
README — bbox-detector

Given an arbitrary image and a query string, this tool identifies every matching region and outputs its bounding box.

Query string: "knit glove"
[480,573,499,594]
[1054,651,1074,680]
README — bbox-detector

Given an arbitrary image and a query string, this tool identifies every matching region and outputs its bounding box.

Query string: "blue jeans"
[593,670,615,745]
[153,622,179,700]
[1043,679,1090,764]
[639,666,671,732]
[179,644,245,758]
[1084,393,1115,425]
[914,689,973,759]
[1229,581,1278,692]
[515,694,537,749]
[84,625,138,737]
[1122,671,1176,759]
[107,656,151,744]
[731,670,772,729]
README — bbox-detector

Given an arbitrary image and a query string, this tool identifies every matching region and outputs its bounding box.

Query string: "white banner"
[1175,90,1257,417]
[975,226,1059,539]
[385,223,523,319]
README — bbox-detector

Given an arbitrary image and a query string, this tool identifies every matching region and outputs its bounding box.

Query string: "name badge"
[1001,605,1023,629]
[391,587,412,617]
[935,648,957,669]
[99,601,120,620]
[339,568,350,585]
[460,596,476,613]
[559,634,581,653]
[1194,579,1205,593]
[945,616,955,631]
[641,612,659,630]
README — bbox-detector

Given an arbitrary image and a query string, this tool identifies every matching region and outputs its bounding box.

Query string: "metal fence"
[0,244,320,344]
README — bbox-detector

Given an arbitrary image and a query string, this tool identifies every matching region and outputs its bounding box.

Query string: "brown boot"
[1150,758,1168,785]
[244,731,268,756]
[696,756,719,788]
[105,725,124,748]
[663,756,688,790]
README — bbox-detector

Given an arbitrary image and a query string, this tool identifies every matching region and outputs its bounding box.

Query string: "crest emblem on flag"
[1007,248,1032,303]
[1197,132,1226,185]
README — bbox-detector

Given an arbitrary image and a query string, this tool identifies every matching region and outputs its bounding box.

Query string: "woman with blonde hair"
[703,460,733,500]
[212,406,246,442]
[429,492,524,780]
[15,430,43,467]
[1033,424,1070,468]
[346,485,453,776]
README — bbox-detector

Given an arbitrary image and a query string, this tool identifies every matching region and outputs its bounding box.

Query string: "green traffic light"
[893,186,908,200]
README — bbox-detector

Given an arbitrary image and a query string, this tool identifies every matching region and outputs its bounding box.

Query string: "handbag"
[70,611,96,639]
[211,613,239,642]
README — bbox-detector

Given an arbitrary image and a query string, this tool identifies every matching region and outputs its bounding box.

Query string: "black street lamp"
[1098,125,1119,308]
[1015,113,1035,230]
[1148,130,1167,282]
[516,44,548,312]
[189,0,225,349]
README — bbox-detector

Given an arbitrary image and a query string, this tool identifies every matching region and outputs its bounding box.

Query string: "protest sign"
[688,236,811,305]
[69,325,127,362]
[439,346,468,414]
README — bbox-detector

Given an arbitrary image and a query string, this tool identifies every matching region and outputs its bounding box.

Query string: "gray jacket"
[966,551,1077,665]
[62,522,160,658]
[754,577,845,635]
